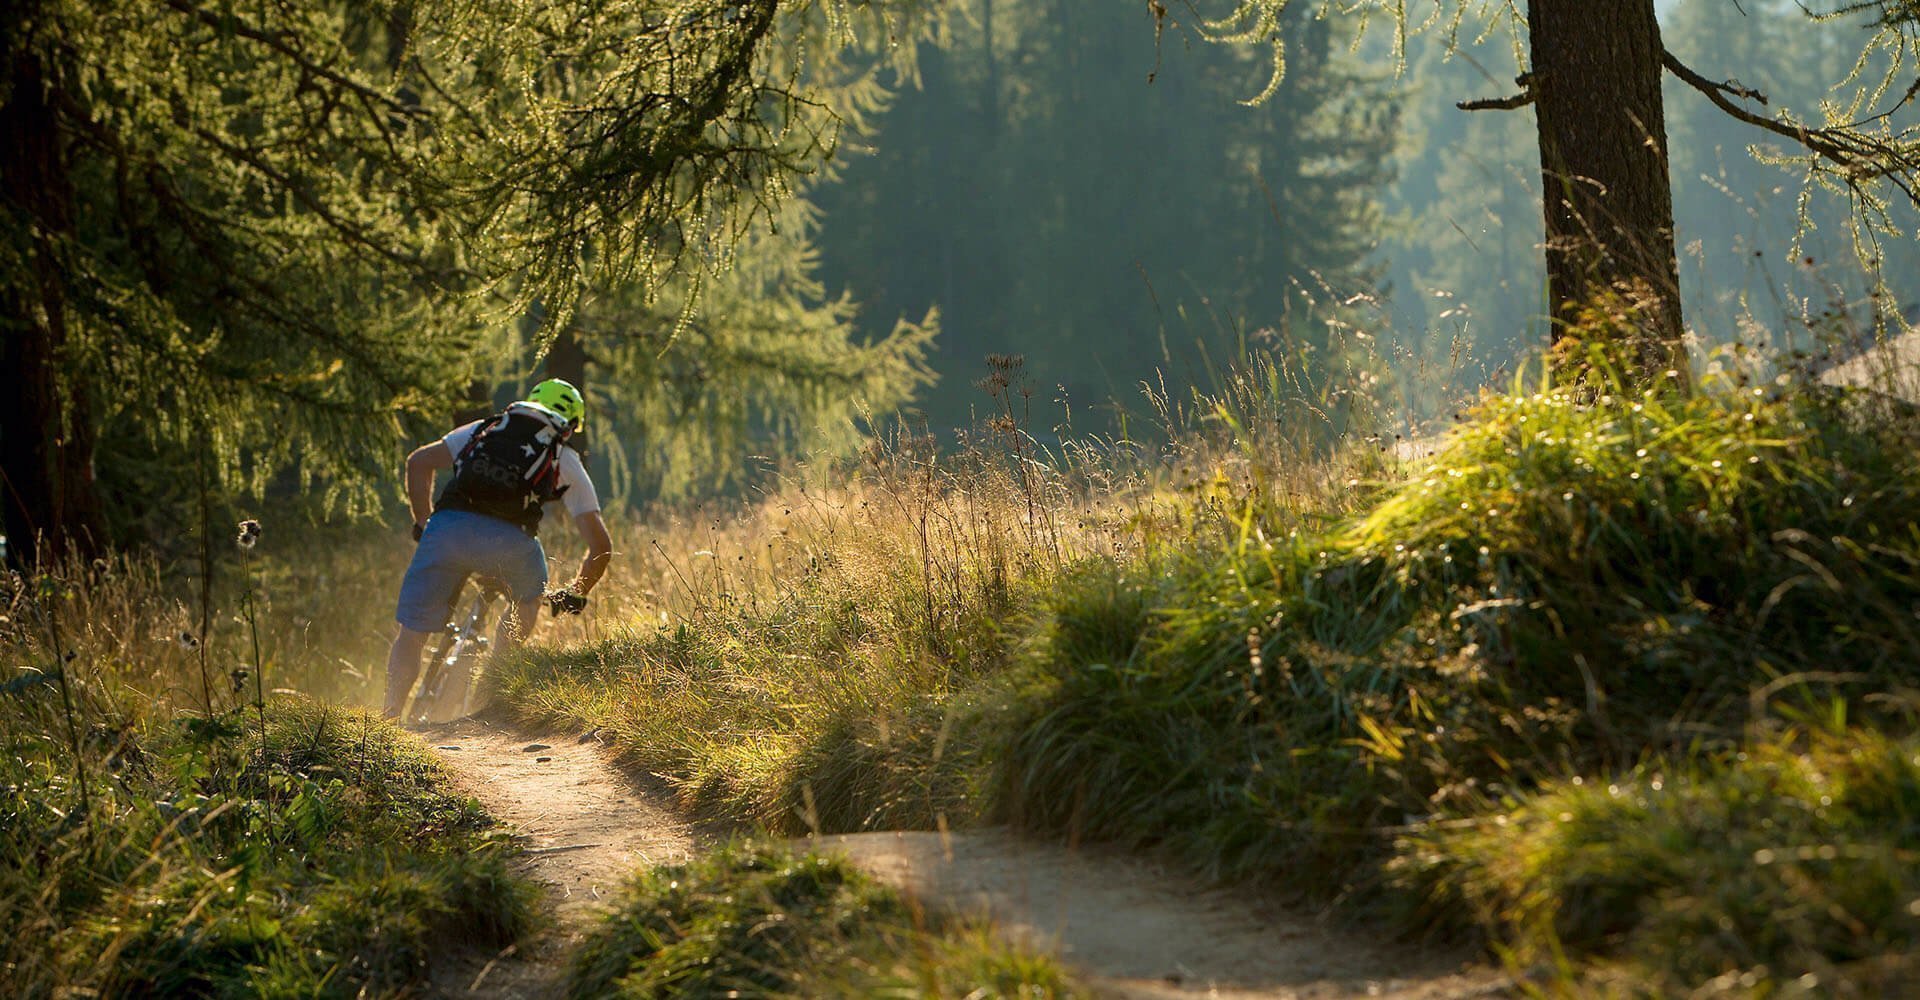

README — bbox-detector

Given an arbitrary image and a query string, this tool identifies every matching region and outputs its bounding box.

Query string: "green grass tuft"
[1399,724,1920,995]
[567,841,1081,998]
[1007,370,1920,885]
[1,697,538,998]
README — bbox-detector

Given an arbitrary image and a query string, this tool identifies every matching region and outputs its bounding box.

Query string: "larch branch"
[1663,48,1858,166]
[1458,72,1535,112]
[157,0,425,120]
[1457,92,1534,111]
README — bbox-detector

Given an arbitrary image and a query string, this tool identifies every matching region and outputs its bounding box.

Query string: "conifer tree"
[515,3,935,501]
[534,200,937,501]
[0,0,923,560]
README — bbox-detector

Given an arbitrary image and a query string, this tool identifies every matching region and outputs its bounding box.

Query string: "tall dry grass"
[0,528,534,998]
[490,341,1426,830]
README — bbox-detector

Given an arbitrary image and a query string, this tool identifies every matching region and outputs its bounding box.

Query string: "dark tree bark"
[544,327,589,390]
[541,326,591,460]
[1527,0,1687,371]
[1,47,108,565]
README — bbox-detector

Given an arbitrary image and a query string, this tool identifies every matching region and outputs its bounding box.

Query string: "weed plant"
[568,840,1082,998]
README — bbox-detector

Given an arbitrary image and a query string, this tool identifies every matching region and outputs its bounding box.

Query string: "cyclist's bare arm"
[405,441,453,530]
[567,509,613,595]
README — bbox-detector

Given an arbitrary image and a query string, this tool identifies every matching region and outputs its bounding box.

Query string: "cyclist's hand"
[546,589,588,616]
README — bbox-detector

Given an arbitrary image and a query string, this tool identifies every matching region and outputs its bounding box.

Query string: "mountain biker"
[382,378,613,720]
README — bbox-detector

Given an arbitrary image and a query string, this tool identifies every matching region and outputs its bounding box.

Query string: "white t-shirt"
[441,420,601,518]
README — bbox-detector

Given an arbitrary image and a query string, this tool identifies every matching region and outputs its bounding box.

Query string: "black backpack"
[434,404,571,534]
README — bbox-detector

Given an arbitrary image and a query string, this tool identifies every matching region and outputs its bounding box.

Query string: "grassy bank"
[4,516,1099,997]
[2,543,538,997]
[569,841,1080,998]
[494,341,1920,992]
[1399,726,1920,994]
[490,355,1390,832]
[1010,364,1920,881]
[1,695,537,997]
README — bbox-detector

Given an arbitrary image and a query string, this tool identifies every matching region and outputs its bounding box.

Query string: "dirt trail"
[419,717,706,999]
[421,718,1501,999]
[820,830,1501,999]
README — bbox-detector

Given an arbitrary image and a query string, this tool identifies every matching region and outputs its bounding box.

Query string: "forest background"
[11,0,1918,559]
[812,0,1920,438]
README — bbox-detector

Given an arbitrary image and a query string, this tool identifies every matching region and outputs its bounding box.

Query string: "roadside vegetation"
[15,0,1918,994]
[10,309,1915,996]
[493,311,1920,994]
[0,543,536,998]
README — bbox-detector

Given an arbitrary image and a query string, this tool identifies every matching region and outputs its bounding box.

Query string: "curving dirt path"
[419,717,1503,999]
[418,717,707,999]
[818,830,1504,999]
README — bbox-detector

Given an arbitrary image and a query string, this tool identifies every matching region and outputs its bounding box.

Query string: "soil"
[819,830,1502,999]
[418,717,1504,999]
[417,717,707,999]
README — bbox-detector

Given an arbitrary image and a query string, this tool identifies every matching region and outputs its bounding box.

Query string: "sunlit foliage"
[1,0,928,545]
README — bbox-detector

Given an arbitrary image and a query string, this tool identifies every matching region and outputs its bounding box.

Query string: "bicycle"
[407,578,589,725]
[409,577,504,725]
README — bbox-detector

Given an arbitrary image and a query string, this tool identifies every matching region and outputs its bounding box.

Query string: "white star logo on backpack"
[521,443,537,458]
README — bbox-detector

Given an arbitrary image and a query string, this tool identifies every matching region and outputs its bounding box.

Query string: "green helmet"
[526,378,585,426]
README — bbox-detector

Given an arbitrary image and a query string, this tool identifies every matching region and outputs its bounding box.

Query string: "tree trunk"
[544,326,588,390]
[1527,0,1687,374]
[542,326,591,459]
[1,47,108,565]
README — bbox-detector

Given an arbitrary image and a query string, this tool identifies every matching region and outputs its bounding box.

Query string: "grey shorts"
[394,510,547,632]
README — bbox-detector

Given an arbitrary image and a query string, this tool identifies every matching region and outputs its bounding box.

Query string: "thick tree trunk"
[544,326,588,390]
[1,48,108,565]
[542,326,591,459]
[1527,0,1687,373]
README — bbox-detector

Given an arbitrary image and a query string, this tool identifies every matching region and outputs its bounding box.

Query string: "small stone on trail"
[536,756,552,763]
[523,743,552,752]
[436,745,462,751]
[577,729,600,743]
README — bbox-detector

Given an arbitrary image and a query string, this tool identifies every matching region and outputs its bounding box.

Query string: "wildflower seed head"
[236,520,262,549]
[177,631,200,651]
